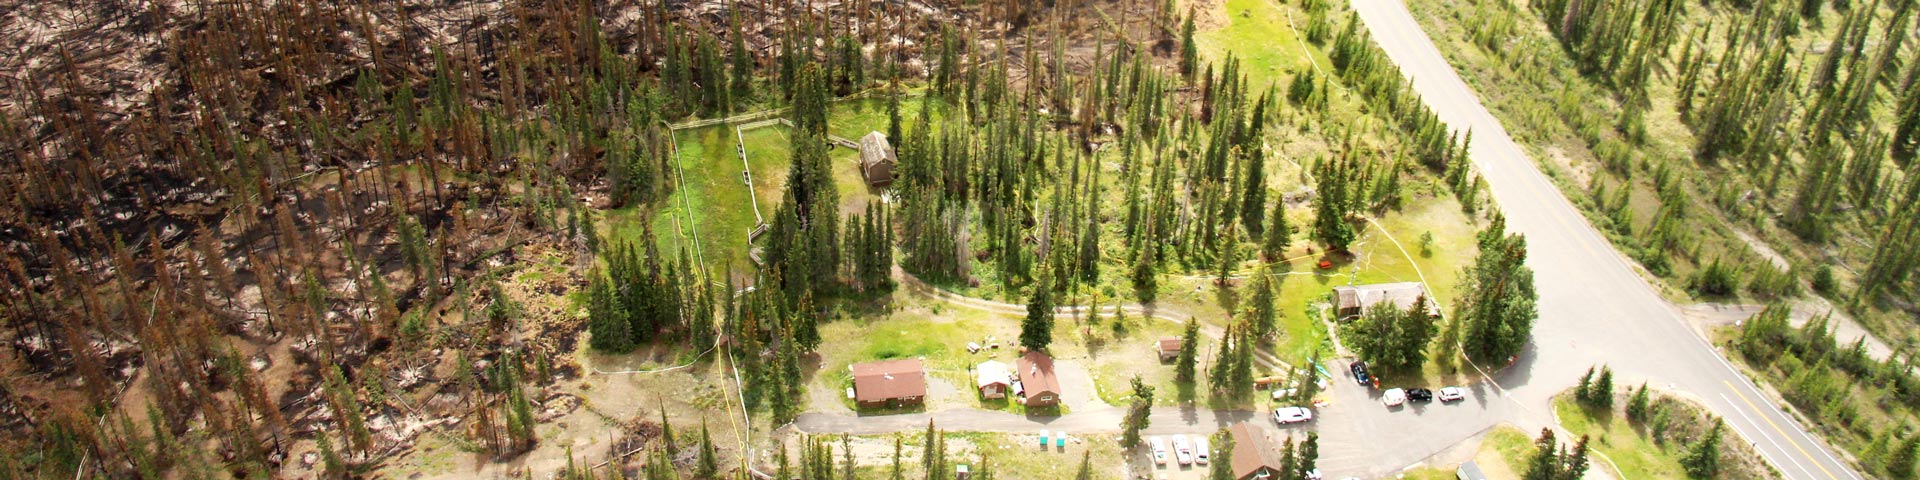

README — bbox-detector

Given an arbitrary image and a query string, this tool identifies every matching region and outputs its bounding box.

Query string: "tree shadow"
[1215,279,1238,312]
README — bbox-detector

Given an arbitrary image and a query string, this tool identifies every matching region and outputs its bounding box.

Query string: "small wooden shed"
[858,131,897,187]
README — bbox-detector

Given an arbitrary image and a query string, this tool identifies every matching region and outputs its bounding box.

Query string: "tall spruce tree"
[1247,268,1279,339]
[1522,429,1560,480]
[1340,295,1437,374]
[1207,429,1235,480]
[1021,268,1057,351]
[1121,376,1154,449]
[1312,154,1358,252]
[696,421,718,479]
[1295,433,1320,476]
[1454,216,1537,363]
[1180,10,1199,80]
[1177,318,1201,384]
[1262,201,1292,261]
[1681,421,1723,478]
[1132,239,1159,303]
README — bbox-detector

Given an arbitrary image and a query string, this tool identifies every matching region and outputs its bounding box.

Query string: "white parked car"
[1273,406,1314,424]
[1194,437,1211,465]
[1382,388,1408,407]
[1172,435,1194,465]
[1439,386,1468,402]
[1149,436,1169,466]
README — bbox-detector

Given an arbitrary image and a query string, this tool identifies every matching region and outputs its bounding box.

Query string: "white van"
[1149,436,1169,466]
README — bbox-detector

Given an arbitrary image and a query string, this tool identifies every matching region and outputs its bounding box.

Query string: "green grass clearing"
[812,293,1097,413]
[1194,0,1325,91]
[1483,425,1538,477]
[607,95,935,277]
[1085,315,1191,406]
[1553,396,1686,480]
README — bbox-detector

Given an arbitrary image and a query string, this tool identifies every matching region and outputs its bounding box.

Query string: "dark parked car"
[1349,361,1372,387]
[1407,388,1434,403]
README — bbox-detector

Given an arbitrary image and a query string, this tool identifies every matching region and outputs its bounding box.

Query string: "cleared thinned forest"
[0,0,1495,477]
[0,0,980,476]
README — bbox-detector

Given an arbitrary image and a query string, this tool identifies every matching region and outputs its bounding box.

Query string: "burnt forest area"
[0,0,1197,477]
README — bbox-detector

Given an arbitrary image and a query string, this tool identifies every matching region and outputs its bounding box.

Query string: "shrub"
[1634,247,1670,276]
[1689,257,1740,297]
[1810,264,1835,295]
[1746,261,1799,298]
[1626,383,1651,422]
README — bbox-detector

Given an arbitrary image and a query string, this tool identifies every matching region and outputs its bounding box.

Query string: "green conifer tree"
[1132,240,1159,303]
[1180,10,1199,80]
[1248,268,1279,339]
[1884,429,1918,479]
[1522,428,1560,480]
[1207,429,1235,480]
[1627,383,1652,422]
[1262,201,1292,261]
[1681,421,1722,478]
[891,436,905,480]
[1312,155,1357,252]
[1177,319,1201,384]
[1021,268,1057,351]
[696,421,718,478]
[1121,376,1155,449]
[318,431,345,479]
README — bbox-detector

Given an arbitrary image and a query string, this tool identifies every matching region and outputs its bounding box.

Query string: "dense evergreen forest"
[1450,0,1919,321]
[1409,0,1920,476]
[0,0,1511,477]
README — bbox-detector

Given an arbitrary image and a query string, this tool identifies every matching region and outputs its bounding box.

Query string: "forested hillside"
[1414,0,1918,336]
[1407,0,1920,475]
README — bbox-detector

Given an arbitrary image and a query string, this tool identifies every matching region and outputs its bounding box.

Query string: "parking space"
[1127,433,1220,480]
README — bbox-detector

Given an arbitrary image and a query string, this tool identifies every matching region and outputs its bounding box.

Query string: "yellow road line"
[1725,380,1837,480]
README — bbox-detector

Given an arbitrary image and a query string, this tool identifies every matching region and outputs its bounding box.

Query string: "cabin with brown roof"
[1158,337,1184,362]
[1332,282,1439,320]
[858,131,897,187]
[849,359,926,408]
[1229,422,1290,480]
[1015,351,1062,407]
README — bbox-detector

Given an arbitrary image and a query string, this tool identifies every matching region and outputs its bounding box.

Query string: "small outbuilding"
[975,360,1012,399]
[1158,337,1184,362]
[1332,282,1439,320]
[850,359,927,409]
[1016,351,1063,407]
[858,131,897,187]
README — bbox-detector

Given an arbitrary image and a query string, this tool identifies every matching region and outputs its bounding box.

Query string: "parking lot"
[1126,433,1222,480]
[1303,358,1527,479]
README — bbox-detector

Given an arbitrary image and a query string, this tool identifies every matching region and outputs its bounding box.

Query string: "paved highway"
[1347,0,1862,478]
